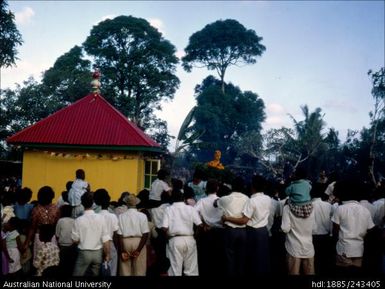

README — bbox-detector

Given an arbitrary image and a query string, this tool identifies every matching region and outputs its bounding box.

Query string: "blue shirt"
[14,203,34,220]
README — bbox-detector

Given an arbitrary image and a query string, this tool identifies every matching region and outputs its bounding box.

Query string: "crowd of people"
[1,167,385,277]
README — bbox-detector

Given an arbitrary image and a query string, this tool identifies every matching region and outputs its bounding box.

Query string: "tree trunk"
[220,69,225,94]
[369,119,378,186]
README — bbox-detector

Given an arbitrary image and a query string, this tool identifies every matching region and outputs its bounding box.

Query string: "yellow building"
[7,92,163,201]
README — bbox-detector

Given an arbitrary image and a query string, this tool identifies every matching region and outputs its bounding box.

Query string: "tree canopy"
[42,45,92,105]
[83,16,180,132]
[182,19,265,93]
[190,76,265,164]
[0,0,23,68]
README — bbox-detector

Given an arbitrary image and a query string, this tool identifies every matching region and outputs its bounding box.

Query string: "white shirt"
[324,181,336,196]
[117,208,149,237]
[71,210,110,250]
[56,217,75,246]
[373,198,385,226]
[195,194,222,228]
[359,200,376,221]
[99,210,119,239]
[281,204,315,258]
[56,196,70,208]
[150,203,170,228]
[312,198,333,235]
[149,179,171,201]
[217,192,249,228]
[243,193,271,229]
[331,201,374,258]
[162,202,202,236]
[68,179,88,206]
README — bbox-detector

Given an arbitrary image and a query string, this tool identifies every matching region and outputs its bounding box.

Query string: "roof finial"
[91,68,101,94]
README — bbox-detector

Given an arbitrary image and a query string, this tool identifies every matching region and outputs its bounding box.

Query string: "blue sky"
[2,1,384,148]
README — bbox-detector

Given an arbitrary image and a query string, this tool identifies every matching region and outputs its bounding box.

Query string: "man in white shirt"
[71,192,110,276]
[149,169,171,208]
[94,189,119,276]
[311,182,334,275]
[223,175,271,274]
[117,194,149,276]
[162,188,203,276]
[68,169,90,218]
[332,179,375,274]
[217,177,249,276]
[281,200,315,275]
[195,179,224,276]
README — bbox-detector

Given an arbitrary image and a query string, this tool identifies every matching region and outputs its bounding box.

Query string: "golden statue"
[207,150,225,170]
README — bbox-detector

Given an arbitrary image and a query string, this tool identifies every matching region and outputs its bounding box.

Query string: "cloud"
[94,14,117,25]
[265,116,286,126]
[1,60,50,89]
[15,7,35,25]
[147,18,165,35]
[175,50,186,60]
[264,102,288,129]
[266,103,285,114]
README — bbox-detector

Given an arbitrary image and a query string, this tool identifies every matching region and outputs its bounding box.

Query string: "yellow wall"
[22,150,146,202]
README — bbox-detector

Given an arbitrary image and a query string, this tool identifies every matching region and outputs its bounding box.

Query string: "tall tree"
[190,76,265,164]
[289,105,326,170]
[182,19,265,93]
[367,67,385,185]
[0,0,23,68]
[42,45,92,105]
[82,16,180,135]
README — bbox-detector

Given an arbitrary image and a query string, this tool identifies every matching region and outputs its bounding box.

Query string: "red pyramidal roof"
[7,93,161,150]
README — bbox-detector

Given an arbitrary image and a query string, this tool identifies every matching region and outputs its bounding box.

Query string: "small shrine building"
[7,76,163,201]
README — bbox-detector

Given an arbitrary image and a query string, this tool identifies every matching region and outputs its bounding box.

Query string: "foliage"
[83,15,180,135]
[174,107,205,155]
[42,45,92,105]
[7,78,59,132]
[189,76,265,165]
[182,19,265,93]
[0,0,23,68]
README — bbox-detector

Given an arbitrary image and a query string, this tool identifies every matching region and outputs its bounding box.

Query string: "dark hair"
[37,186,55,206]
[157,169,169,180]
[218,184,231,197]
[16,187,33,204]
[170,190,184,203]
[93,188,110,209]
[231,176,245,193]
[136,189,150,209]
[294,167,307,180]
[61,191,69,203]
[76,169,85,180]
[206,179,218,194]
[81,192,94,209]
[118,192,130,206]
[66,181,73,191]
[183,185,195,199]
[252,175,267,193]
[193,169,204,180]
[60,205,73,218]
[310,182,328,199]
[171,178,183,191]
[39,224,55,242]
[333,178,361,202]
